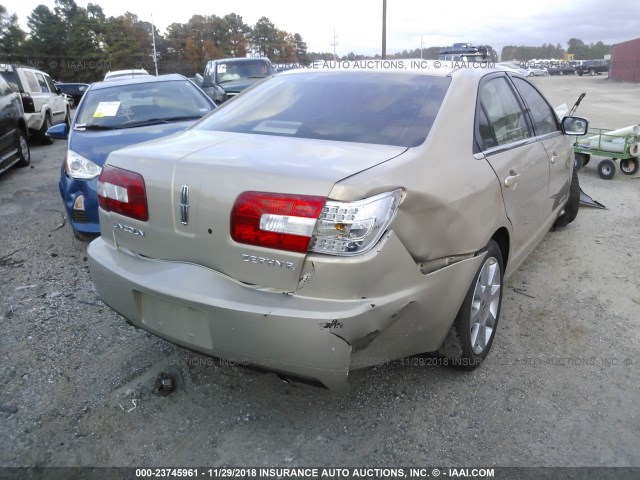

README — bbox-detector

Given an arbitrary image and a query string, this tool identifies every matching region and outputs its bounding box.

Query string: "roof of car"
[89,73,189,91]
[212,57,272,64]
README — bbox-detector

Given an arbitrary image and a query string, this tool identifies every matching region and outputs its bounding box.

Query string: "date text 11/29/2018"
[135,467,496,478]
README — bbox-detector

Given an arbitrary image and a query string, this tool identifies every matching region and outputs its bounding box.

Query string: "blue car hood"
[68,121,197,166]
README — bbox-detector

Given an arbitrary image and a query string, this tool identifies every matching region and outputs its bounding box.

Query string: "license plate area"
[139,293,213,351]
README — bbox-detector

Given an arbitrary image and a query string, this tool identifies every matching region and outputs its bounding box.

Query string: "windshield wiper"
[122,116,203,128]
[74,123,119,131]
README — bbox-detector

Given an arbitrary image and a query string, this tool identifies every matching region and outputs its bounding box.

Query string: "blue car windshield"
[195,72,450,147]
[76,80,213,128]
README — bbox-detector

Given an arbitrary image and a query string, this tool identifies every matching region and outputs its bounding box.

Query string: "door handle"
[504,173,520,188]
[550,154,558,165]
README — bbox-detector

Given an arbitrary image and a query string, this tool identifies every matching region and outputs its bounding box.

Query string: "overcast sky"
[10,0,640,56]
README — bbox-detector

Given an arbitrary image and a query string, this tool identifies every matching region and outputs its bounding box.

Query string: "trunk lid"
[103,130,406,291]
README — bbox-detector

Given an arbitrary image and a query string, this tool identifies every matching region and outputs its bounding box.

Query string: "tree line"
[0,0,312,82]
[501,39,612,62]
[0,1,614,82]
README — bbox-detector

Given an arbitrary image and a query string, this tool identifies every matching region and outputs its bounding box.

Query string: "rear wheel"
[620,158,639,176]
[439,240,503,369]
[38,113,54,145]
[15,129,31,167]
[598,159,616,180]
[554,167,580,228]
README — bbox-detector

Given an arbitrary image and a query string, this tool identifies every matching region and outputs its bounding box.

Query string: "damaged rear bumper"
[88,233,484,391]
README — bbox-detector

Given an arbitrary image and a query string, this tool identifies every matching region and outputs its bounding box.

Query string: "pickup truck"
[194,57,276,105]
[575,60,610,76]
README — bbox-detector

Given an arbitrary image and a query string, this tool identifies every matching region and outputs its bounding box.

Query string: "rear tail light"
[231,192,326,253]
[21,93,35,113]
[311,189,405,255]
[231,189,404,256]
[97,165,148,221]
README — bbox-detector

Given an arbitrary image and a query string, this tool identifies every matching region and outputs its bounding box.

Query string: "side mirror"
[46,122,68,139]
[562,116,588,136]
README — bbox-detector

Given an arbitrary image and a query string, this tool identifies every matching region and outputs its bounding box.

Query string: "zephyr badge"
[180,185,189,225]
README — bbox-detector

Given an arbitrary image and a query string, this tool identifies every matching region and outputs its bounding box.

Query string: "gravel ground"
[0,74,639,471]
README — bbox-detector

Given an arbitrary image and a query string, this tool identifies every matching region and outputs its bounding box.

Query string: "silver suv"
[0,64,70,144]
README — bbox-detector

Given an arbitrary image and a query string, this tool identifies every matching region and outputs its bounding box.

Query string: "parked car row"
[0,63,71,144]
[497,62,548,77]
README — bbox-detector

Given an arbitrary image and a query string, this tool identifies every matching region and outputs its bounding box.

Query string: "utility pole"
[151,13,159,76]
[331,28,339,62]
[382,0,387,59]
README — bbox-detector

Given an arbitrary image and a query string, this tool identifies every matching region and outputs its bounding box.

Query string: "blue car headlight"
[66,150,102,179]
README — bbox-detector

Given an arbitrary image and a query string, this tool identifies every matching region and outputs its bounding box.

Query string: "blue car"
[48,74,216,239]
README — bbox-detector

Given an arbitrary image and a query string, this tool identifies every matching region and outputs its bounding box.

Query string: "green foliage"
[0,2,615,81]
[502,40,612,62]
[0,2,311,80]
[0,13,25,61]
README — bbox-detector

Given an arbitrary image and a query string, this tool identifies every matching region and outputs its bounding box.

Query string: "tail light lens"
[231,192,326,253]
[231,189,404,256]
[310,189,404,255]
[21,93,35,113]
[97,165,148,221]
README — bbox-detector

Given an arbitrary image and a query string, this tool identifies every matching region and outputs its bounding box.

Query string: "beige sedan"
[88,65,587,391]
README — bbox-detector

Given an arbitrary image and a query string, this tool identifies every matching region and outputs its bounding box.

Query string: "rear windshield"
[195,72,450,147]
[0,69,20,92]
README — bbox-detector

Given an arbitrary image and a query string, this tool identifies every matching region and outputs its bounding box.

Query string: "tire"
[15,129,31,168]
[438,240,503,369]
[574,153,589,170]
[554,166,580,228]
[72,226,98,242]
[38,113,54,145]
[598,159,616,180]
[619,158,639,176]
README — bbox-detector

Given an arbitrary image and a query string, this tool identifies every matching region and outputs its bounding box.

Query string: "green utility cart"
[574,127,640,180]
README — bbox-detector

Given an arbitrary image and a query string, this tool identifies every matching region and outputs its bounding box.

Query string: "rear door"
[475,74,551,266]
[42,73,67,124]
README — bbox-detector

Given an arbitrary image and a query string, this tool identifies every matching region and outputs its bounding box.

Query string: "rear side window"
[23,71,42,93]
[477,76,531,149]
[196,72,451,147]
[36,73,50,92]
[511,77,559,136]
[44,75,57,94]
